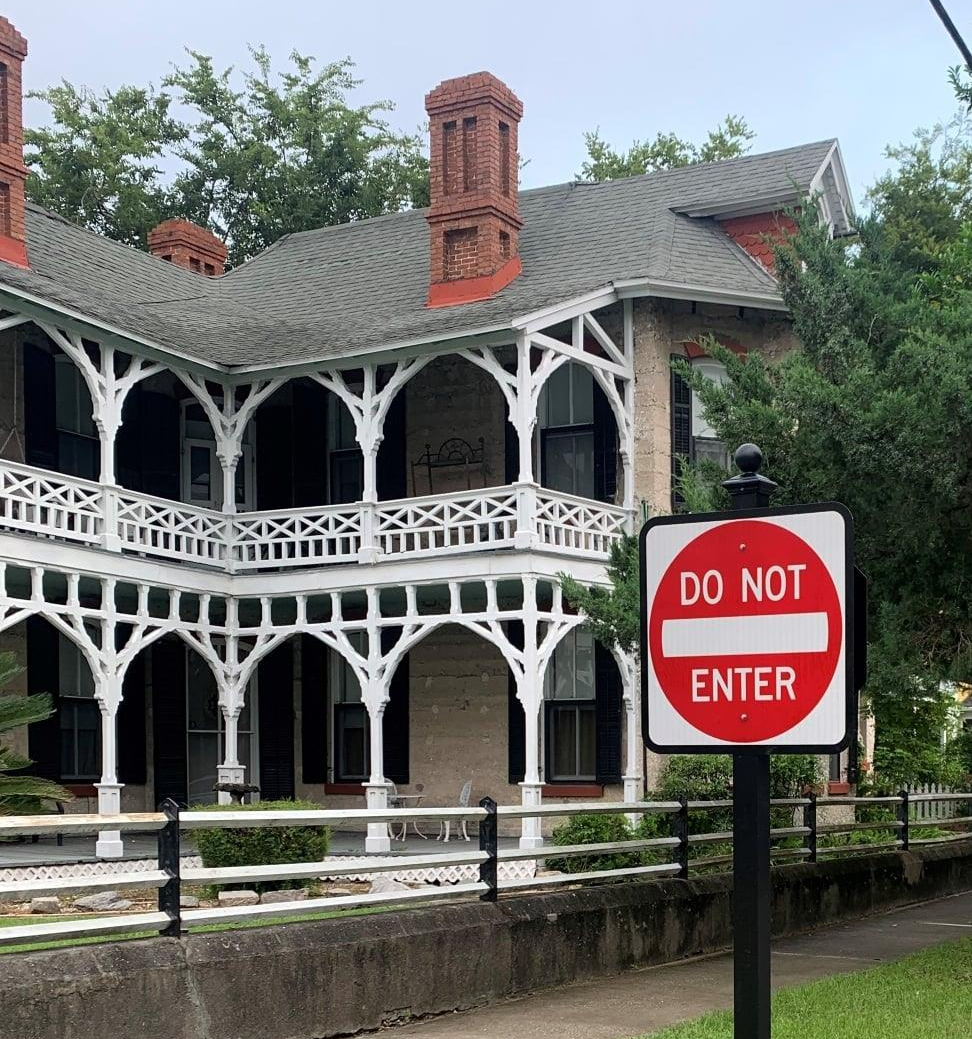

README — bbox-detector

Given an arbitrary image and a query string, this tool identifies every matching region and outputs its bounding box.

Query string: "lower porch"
[9,618,643,856]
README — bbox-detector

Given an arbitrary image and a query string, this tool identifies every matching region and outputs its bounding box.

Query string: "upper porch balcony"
[0,459,627,572]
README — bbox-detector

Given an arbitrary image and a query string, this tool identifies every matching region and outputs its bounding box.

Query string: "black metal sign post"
[639,443,862,1039]
[722,444,778,1039]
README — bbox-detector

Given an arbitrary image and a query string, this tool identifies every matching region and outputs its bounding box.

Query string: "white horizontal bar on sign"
[181,881,487,928]
[661,612,829,657]
[0,870,169,901]
[0,813,166,838]
[0,911,170,947]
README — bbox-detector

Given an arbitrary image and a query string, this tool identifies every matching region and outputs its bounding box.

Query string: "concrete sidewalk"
[387,889,972,1039]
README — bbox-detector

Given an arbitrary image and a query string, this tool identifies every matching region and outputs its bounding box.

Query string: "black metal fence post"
[804,792,817,864]
[899,790,911,852]
[675,798,690,879]
[158,798,182,938]
[479,796,498,902]
[723,444,777,1039]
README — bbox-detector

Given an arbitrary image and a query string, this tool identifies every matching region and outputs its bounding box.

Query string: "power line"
[929,0,972,72]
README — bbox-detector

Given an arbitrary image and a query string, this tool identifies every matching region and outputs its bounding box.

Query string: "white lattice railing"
[535,488,627,555]
[0,461,625,570]
[375,487,518,557]
[231,505,363,570]
[0,459,103,544]
[116,490,228,566]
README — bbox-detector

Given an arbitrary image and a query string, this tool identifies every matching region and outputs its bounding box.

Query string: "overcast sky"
[9,0,972,207]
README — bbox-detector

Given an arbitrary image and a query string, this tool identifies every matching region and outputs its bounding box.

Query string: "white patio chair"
[439,780,473,842]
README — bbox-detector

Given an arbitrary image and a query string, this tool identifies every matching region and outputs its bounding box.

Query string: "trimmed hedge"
[190,799,330,892]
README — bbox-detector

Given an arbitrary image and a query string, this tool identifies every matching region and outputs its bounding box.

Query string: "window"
[55,355,98,480]
[539,364,596,498]
[181,400,254,509]
[545,629,597,782]
[689,357,729,467]
[58,634,100,782]
[332,633,368,782]
[328,399,363,504]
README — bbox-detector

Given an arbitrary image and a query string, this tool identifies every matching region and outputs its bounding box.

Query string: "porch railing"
[0,459,628,571]
[1,791,969,950]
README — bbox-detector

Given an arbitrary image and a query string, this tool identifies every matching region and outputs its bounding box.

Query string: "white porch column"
[217,705,246,804]
[513,334,539,550]
[619,653,643,825]
[94,673,124,859]
[518,576,544,849]
[363,697,391,852]
[217,625,247,803]
[358,443,381,565]
[95,356,122,552]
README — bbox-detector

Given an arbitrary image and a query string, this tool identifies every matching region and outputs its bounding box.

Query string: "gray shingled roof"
[0,140,837,370]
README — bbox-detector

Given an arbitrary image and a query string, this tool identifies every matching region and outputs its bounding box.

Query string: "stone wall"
[405,354,507,496]
[3,841,969,1039]
[630,297,796,515]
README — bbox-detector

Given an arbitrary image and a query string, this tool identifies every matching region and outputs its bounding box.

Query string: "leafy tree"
[564,100,972,786]
[578,115,754,181]
[0,652,72,814]
[26,49,429,266]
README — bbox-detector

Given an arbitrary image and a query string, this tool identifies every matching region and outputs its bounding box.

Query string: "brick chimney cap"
[0,17,28,59]
[147,218,228,263]
[425,72,523,120]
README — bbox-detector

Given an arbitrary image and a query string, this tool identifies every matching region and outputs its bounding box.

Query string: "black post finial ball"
[734,443,763,475]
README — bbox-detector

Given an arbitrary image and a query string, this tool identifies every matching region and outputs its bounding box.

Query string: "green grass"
[640,938,972,1038]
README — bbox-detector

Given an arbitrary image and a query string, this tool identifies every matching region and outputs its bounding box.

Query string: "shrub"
[190,799,330,892]
[545,813,654,873]
[648,753,823,866]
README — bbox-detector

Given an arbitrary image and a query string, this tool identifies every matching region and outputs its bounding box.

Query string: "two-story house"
[0,17,854,853]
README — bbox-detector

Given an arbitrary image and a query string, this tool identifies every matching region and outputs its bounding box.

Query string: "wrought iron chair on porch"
[437,780,473,842]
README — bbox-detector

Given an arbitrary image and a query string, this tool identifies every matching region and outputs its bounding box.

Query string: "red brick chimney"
[0,17,28,269]
[425,72,523,307]
[147,218,227,275]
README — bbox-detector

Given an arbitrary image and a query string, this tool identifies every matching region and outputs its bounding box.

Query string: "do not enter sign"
[640,504,853,753]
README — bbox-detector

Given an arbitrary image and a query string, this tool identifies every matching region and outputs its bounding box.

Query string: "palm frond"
[0,692,54,734]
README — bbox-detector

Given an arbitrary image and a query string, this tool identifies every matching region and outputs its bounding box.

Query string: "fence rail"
[2,791,970,950]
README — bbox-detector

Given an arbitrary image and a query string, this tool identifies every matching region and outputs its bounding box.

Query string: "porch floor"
[0,829,522,868]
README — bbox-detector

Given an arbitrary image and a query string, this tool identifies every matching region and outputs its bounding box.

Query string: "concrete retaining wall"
[2,842,970,1039]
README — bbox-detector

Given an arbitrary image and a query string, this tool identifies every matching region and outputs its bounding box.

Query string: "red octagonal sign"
[640,505,853,752]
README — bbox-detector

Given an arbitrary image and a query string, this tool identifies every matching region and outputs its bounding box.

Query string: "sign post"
[639,444,856,1039]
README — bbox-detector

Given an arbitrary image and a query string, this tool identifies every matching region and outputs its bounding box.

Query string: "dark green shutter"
[382,627,409,784]
[23,343,56,470]
[292,381,327,507]
[116,383,143,492]
[593,378,618,503]
[376,391,406,501]
[258,642,295,800]
[26,617,60,781]
[140,391,180,500]
[594,642,622,784]
[300,635,327,784]
[256,392,294,510]
[151,637,187,807]
[671,357,692,511]
[118,653,147,785]
[507,620,525,783]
